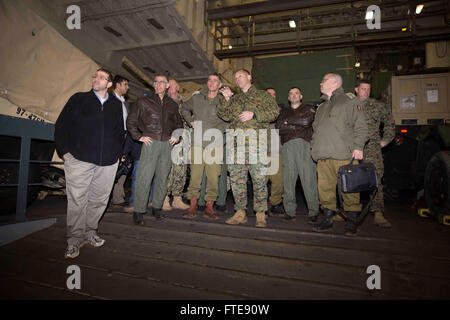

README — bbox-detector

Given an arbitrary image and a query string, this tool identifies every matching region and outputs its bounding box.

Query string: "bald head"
[329,73,343,87]
[320,73,343,97]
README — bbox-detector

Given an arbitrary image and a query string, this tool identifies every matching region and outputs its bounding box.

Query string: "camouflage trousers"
[363,144,384,213]
[228,155,268,213]
[166,127,190,197]
[166,163,187,197]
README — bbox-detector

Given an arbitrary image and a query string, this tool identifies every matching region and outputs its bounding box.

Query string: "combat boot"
[344,211,358,236]
[255,212,267,228]
[133,212,145,226]
[312,209,334,232]
[373,211,391,227]
[183,199,198,219]
[149,207,164,220]
[333,213,345,222]
[204,201,219,220]
[172,196,189,210]
[162,196,172,211]
[225,209,247,225]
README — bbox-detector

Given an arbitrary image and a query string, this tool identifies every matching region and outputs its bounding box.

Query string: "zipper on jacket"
[99,100,104,164]
[160,97,164,141]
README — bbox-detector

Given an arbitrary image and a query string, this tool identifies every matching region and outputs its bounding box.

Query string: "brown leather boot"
[204,201,219,220]
[183,198,198,219]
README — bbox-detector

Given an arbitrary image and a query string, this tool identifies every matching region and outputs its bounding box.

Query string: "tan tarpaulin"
[0,0,99,123]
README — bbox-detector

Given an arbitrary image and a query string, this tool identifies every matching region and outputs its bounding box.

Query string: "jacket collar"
[320,86,344,101]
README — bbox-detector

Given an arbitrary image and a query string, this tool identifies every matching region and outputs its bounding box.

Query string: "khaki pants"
[64,153,118,246]
[187,146,221,201]
[267,153,283,206]
[317,159,361,212]
[111,174,126,204]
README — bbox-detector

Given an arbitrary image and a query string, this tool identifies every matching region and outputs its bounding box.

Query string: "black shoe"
[270,204,285,216]
[133,212,145,226]
[281,214,296,222]
[149,208,165,220]
[307,215,318,224]
[344,211,358,237]
[312,209,334,232]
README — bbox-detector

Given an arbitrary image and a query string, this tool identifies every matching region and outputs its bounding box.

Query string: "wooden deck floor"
[1,196,449,300]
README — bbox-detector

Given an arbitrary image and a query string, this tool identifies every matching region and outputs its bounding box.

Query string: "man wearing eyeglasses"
[126,74,184,225]
[55,68,126,259]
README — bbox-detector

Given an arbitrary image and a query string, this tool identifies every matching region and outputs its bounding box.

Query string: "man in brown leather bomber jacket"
[276,87,320,224]
[126,74,184,225]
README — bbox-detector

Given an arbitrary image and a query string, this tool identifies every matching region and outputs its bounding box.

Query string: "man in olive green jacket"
[181,73,227,219]
[311,73,368,236]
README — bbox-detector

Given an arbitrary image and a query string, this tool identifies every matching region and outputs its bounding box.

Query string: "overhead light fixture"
[228,45,232,49]
[143,66,156,74]
[401,27,407,32]
[365,10,374,20]
[355,62,361,68]
[147,18,164,30]
[289,20,296,28]
[415,4,424,14]
[103,26,122,37]
[181,60,193,69]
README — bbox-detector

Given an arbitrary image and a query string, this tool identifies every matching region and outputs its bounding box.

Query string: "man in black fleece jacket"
[55,68,125,259]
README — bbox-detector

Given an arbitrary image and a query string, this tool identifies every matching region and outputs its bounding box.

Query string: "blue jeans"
[129,160,154,205]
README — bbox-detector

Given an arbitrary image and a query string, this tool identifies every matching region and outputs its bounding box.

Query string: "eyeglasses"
[92,75,110,81]
[154,80,168,85]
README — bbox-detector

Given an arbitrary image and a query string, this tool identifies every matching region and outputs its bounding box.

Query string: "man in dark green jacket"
[311,73,368,236]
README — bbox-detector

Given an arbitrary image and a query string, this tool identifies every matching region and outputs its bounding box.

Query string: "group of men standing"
[55,67,394,259]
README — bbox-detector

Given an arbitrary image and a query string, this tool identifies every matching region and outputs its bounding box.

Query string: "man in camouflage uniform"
[311,73,368,236]
[355,79,395,227]
[217,69,279,228]
[162,78,190,211]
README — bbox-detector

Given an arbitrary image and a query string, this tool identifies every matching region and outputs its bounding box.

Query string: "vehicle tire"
[424,151,450,215]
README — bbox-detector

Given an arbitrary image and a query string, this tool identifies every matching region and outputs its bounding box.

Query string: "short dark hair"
[113,75,129,89]
[154,74,168,82]
[208,72,220,78]
[288,86,301,93]
[97,68,113,82]
[355,78,371,87]
[265,87,275,91]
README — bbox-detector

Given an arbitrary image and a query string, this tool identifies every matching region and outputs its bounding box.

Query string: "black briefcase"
[337,158,378,225]
[338,159,378,193]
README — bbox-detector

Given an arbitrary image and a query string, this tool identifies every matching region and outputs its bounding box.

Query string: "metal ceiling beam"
[214,32,450,59]
[207,0,352,20]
